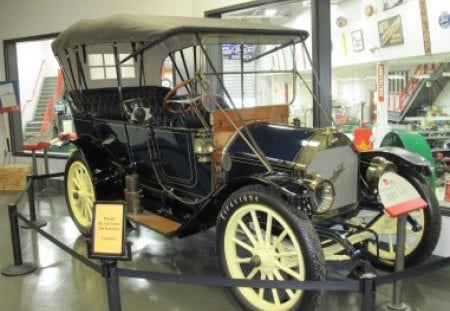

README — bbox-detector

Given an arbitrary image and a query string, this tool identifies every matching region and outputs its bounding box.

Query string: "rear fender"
[176,173,311,237]
[70,135,125,194]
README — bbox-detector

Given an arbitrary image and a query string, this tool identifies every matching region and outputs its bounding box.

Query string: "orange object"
[353,127,373,152]
[445,176,450,202]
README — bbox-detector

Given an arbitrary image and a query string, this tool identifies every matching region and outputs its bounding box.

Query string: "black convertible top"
[52,14,308,54]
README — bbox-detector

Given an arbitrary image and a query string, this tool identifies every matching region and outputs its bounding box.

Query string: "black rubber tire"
[216,184,325,311]
[367,170,441,269]
[64,151,96,236]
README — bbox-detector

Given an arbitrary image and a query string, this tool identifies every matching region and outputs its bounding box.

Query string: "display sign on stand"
[0,81,20,113]
[378,171,427,217]
[89,201,131,260]
[0,81,20,162]
[378,171,427,311]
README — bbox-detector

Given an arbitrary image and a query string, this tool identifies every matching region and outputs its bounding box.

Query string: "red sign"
[353,127,373,152]
[377,64,385,102]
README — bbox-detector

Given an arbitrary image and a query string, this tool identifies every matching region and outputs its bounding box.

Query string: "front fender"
[360,147,434,189]
[361,146,431,174]
[176,173,311,238]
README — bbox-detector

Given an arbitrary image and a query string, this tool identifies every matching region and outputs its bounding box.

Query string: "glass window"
[88,53,135,81]
[200,42,296,110]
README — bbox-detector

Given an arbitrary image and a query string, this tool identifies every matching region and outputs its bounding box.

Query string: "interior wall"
[331,0,431,67]
[0,0,189,81]
[0,0,253,79]
[0,0,251,170]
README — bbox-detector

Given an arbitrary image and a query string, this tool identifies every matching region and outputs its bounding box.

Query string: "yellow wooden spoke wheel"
[217,185,325,311]
[367,210,424,261]
[65,152,96,235]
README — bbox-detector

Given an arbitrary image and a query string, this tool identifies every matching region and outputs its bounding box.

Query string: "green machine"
[381,130,437,188]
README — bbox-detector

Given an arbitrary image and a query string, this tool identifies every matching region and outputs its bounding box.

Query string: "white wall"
[331,0,428,67]
[0,0,252,80]
[0,0,251,170]
[428,0,450,55]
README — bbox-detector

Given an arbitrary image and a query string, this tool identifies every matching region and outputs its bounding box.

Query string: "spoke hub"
[73,191,79,200]
[254,244,276,273]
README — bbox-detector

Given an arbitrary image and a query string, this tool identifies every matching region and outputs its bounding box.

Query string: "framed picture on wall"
[378,15,404,48]
[382,0,407,11]
[351,29,364,52]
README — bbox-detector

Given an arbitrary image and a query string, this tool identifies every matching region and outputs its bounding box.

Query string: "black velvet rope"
[7,174,450,295]
[117,267,360,291]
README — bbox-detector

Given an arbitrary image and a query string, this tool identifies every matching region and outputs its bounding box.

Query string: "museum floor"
[1,189,450,311]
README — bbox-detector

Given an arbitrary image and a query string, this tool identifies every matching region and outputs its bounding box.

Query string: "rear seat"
[68,85,208,128]
[68,86,170,125]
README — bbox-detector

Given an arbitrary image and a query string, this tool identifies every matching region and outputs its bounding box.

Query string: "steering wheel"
[163,77,202,115]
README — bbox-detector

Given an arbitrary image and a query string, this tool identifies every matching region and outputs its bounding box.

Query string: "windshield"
[199,41,296,111]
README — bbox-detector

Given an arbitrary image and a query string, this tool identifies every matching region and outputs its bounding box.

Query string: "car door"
[128,125,212,200]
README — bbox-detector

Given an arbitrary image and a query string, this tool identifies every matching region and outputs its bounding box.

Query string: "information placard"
[0,81,20,113]
[378,172,427,217]
[92,202,126,257]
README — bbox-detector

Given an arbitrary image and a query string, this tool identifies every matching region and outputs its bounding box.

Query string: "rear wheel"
[363,171,441,269]
[217,185,325,311]
[65,152,96,235]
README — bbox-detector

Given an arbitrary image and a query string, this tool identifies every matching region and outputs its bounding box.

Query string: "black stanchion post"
[103,260,122,311]
[27,176,37,222]
[378,214,417,311]
[391,215,407,309]
[361,272,377,311]
[1,204,37,276]
[22,176,47,229]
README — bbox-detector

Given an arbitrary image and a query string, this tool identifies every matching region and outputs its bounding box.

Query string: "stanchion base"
[21,220,47,229]
[1,262,37,276]
[378,302,418,311]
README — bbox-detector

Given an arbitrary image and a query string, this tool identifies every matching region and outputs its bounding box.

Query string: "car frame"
[52,14,441,311]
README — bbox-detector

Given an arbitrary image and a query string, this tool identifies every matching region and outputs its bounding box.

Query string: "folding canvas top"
[52,14,309,55]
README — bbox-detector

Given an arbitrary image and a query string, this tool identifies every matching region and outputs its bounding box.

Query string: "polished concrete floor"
[1,188,450,311]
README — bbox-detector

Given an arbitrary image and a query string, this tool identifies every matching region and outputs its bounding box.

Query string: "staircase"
[388,63,450,122]
[24,76,58,138]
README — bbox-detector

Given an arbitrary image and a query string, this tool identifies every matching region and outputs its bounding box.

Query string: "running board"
[127,211,181,235]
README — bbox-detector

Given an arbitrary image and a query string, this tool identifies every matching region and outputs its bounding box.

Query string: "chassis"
[52,15,441,311]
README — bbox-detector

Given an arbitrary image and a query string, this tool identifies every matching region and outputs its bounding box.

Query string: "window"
[88,53,135,80]
[3,33,77,156]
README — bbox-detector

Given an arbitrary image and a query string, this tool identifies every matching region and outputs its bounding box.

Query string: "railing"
[21,59,46,120]
[40,69,64,134]
[388,63,440,113]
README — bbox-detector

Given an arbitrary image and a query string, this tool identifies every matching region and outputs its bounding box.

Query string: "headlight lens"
[307,176,335,214]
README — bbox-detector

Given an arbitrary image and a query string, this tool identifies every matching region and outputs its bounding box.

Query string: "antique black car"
[52,15,441,311]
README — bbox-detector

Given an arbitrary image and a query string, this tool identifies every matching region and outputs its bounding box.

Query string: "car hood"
[225,122,355,164]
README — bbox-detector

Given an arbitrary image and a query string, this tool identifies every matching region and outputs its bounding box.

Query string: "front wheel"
[364,171,441,269]
[217,185,325,311]
[64,152,96,235]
